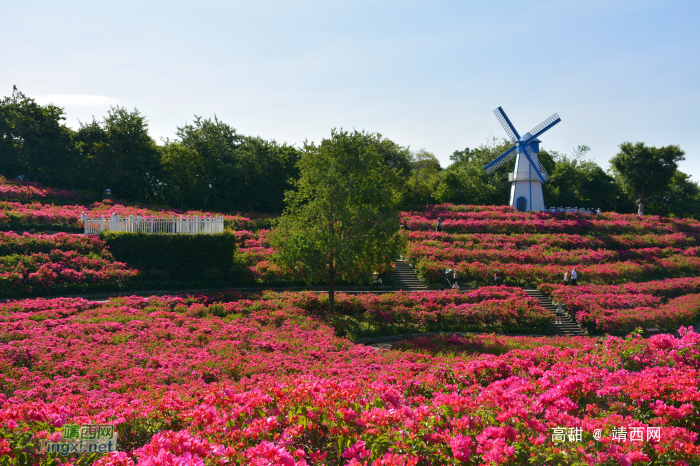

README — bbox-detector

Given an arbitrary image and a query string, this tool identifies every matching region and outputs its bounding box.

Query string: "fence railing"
[83,214,225,235]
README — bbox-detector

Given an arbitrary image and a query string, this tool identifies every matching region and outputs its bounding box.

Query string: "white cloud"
[35,94,121,108]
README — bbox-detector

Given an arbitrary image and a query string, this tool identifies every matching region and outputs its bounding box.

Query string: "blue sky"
[2,0,699,177]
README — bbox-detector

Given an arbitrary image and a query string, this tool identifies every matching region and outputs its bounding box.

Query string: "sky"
[2,0,699,177]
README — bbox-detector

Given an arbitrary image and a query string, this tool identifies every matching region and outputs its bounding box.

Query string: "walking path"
[392,260,427,291]
[524,288,585,336]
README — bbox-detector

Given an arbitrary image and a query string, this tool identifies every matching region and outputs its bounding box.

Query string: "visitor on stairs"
[555,303,564,324]
[571,268,578,286]
[563,270,570,286]
[444,268,452,290]
[436,217,442,232]
[494,270,502,286]
[452,268,459,289]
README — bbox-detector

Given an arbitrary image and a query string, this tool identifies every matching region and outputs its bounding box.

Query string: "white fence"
[83,214,225,235]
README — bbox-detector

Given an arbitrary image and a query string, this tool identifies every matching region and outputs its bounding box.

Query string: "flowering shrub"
[0,294,698,464]
[0,199,274,231]
[401,204,700,236]
[539,278,700,335]
[0,232,138,297]
[0,176,81,203]
[402,206,700,287]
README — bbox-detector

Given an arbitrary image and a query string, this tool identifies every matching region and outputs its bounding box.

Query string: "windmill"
[483,107,561,212]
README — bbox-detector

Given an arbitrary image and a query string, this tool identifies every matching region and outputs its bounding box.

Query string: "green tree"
[646,170,700,218]
[159,141,204,210]
[408,149,442,205]
[75,118,117,195]
[0,86,79,186]
[269,129,404,313]
[434,138,515,205]
[544,146,619,211]
[103,106,161,202]
[610,142,686,215]
[176,116,299,212]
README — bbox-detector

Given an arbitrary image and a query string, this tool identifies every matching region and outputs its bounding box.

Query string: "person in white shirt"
[571,268,578,286]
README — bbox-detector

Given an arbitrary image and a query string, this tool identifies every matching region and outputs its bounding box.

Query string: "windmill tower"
[483,107,561,212]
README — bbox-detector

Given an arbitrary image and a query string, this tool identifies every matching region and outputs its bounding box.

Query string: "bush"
[100,231,236,282]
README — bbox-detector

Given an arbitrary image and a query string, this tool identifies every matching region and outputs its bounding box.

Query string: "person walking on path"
[494,270,502,286]
[371,272,380,290]
[453,268,459,289]
[436,217,442,233]
[571,268,578,286]
[444,268,452,290]
[555,302,564,324]
[563,270,570,286]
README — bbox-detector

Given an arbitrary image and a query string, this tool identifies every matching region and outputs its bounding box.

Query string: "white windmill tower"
[483,107,561,212]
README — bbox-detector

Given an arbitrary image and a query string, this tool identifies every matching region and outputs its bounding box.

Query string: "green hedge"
[100,231,237,282]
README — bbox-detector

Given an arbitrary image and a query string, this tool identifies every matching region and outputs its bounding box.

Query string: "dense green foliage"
[270,129,404,312]
[2,86,698,218]
[610,141,687,215]
[100,231,236,283]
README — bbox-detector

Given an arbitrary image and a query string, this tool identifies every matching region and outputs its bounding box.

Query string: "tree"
[543,146,620,211]
[103,106,161,202]
[75,118,118,195]
[159,141,204,210]
[610,142,686,215]
[176,116,299,212]
[646,170,700,218]
[434,138,514,205]
[408,149,442,205]
[269,129,404,313]
[0,86,79,186]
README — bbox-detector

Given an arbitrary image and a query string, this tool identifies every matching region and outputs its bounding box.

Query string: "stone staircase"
[393,261,427,291]
[524,288,585,336]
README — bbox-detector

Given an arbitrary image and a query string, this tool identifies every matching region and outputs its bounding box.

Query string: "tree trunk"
[637,201,644,216]
[328,266,336,313]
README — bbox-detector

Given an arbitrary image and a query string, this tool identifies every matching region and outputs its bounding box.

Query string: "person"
[452,268,459,289]
[596,208,601,216]
[563,270,570,286]
[444,268,452,290]
[571,267,578,286]
[494,270,501,286]
[371,272,380,290]
[436,217,442,233]
[555,302,564,324]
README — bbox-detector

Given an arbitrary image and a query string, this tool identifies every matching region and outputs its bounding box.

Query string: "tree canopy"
[0,86,79,186]
[2,86,698,219]
[610,142,686,215]
[269,129,404,313]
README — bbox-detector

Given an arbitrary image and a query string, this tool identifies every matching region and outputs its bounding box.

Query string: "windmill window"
[516,197,527,212]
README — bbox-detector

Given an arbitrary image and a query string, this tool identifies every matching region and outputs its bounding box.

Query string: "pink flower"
[449,434,475,461]
[342,440,371,460]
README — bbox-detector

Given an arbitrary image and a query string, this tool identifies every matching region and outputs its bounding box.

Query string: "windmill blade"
[521,113,561,142]
[524,145,550,182]
[484,145,517,174]
[493,107,521,143]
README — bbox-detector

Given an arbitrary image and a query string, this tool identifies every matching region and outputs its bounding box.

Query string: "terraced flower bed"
[0,199,273,231]
[0,176,81,203]
[539,277,700,335]
[402,205,700,335]
[0,294,698,464]
[0,232,138,297]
